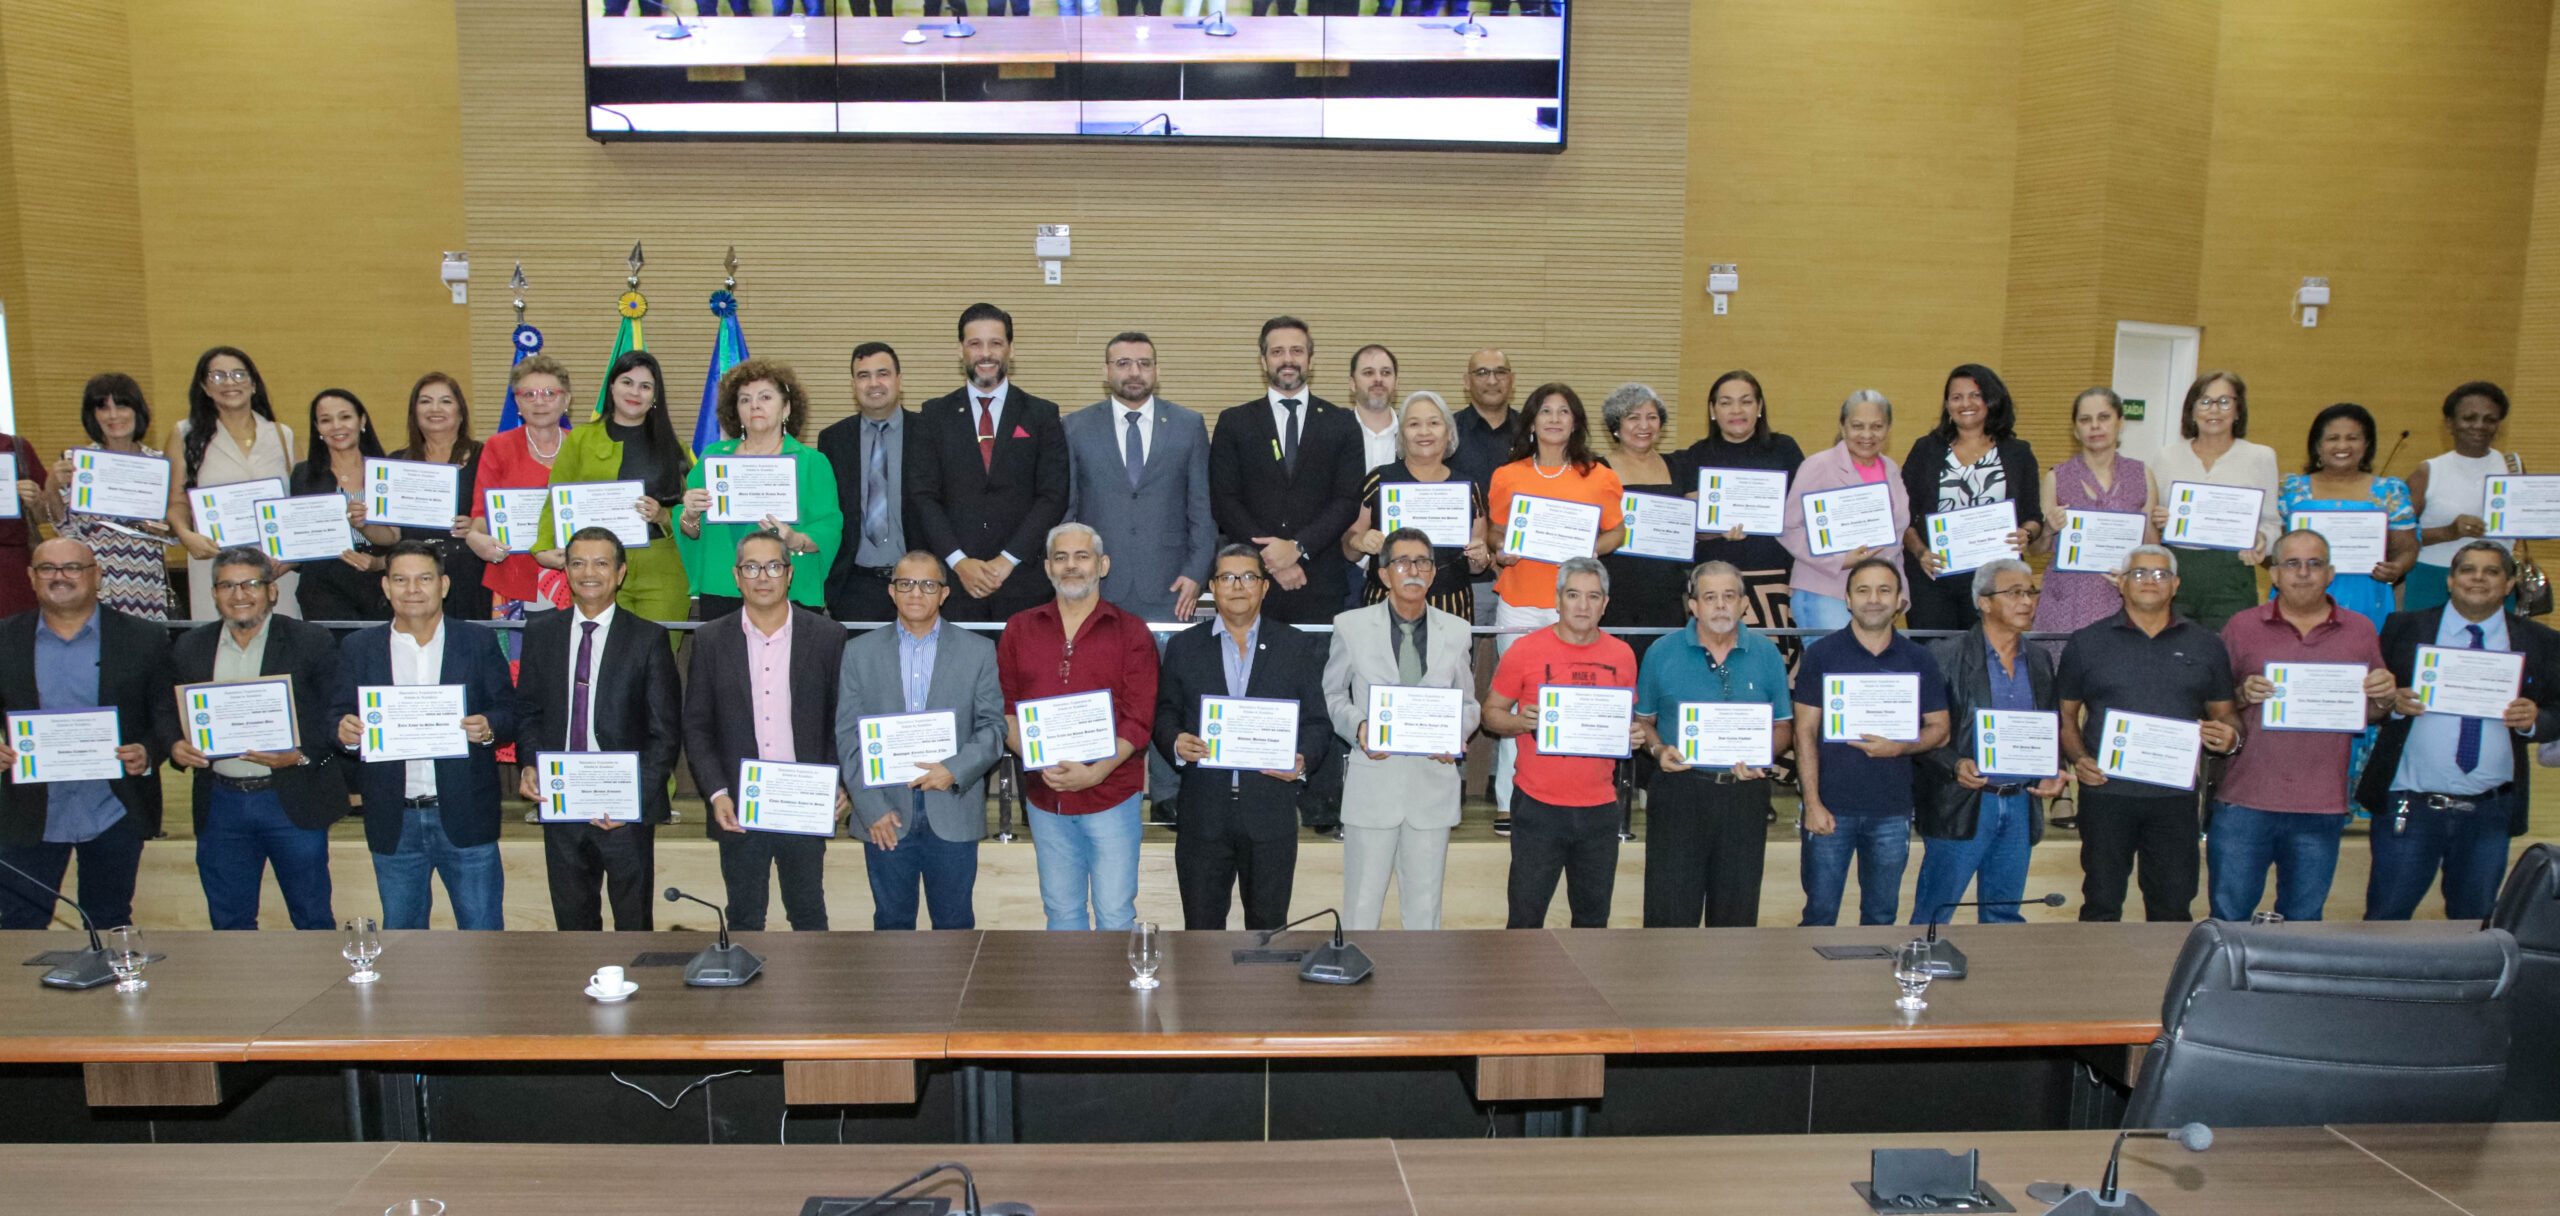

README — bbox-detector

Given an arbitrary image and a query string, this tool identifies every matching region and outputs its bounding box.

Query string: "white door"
[2110,321,2200,464]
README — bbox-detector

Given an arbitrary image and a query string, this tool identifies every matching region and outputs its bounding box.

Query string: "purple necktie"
[570,620,597,751]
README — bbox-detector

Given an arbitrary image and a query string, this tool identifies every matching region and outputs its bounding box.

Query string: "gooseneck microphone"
[663,887,764,987]
[1256,907,1373,985]
[2028,1123,2212,1216]
[1913,892,2067,980]
[0,855,115,989]
[2100,1123,2214,1202]
[826,1160,1033,1216]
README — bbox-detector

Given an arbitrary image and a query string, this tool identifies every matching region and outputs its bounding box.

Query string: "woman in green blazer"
[675,357,842,617]
[533,349,695,622]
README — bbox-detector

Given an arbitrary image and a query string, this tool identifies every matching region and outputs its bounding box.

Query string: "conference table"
[584,15,1566,69]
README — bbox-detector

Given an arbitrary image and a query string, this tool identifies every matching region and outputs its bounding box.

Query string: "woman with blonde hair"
[1341,389,1489,619]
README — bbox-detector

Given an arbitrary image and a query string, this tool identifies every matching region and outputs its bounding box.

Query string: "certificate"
[7,708,123,784]
[1924,500,2019,574]
[65,448,171,521]
[853,710,958,788]
[1197,696,1301,771]
[2096,709,2203,790]
[1015,690,1118,770]
[2163,481,2264,551]
[702,455,800,525]
[1365,684,1464,756]
[1974,708,2058,780]
[1672,701,1772,768]
[1801,482,1898,557]
[177,676,298,758]
[363,457,461,529]
[734,758,838,837]
[2291,509,2387,573]
[1819,673,1920,742]
[483,487,550,554]
[254,494,355,563]
[549,480,651,549]
[532,751,642,823]
[1534,685,1635,758]
[1377,481,1473,550]
[2055,508,2148,574]
[1501,493,1603,564]
[356,685,468,763]
[2483,474,2560,539]
[1696,467,1786,535]
[190,478,287,548]
[0,454,16,520]
[2259,662,2372,732]
[2413,645,2526,720]
[1617,492,1698,562]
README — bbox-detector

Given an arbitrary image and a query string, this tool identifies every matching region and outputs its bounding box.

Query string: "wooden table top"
[586,15,1561,68]
[0,930,360,1062]
[2331,1123,2554,1216]
[0,1141,395,1216]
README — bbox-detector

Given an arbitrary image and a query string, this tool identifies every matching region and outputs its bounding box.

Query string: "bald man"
[1445,347,1521,627]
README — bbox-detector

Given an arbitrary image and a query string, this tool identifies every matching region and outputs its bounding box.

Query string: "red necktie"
[976,396,996,472]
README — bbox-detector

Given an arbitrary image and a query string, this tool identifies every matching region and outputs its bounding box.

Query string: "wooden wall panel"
[2514,1,2560,447]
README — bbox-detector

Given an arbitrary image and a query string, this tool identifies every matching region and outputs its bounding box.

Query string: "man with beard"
[910,302,1070,622]
[1062,332,1214,624]
[1343,344,1402,608]
[818,342,921,622]
[1208,316,1366,626]
[1790,557,1952,926]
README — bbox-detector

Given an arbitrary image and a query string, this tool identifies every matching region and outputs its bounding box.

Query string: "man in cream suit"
[1324,527,1480,929]
[1062,332,1216,624]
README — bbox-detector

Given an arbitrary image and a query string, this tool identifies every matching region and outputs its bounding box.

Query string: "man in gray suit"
[1324,527,1481,930]
[1063,332,1215,624]
[835,551,1007,930]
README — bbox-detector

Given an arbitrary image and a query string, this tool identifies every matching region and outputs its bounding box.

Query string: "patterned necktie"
[1279,398,1302,477]
[863,420,891,547]
[570,620,598,752]
[2457,623,2486,772]
[975,395,996,472]
[1124,410,1146,490]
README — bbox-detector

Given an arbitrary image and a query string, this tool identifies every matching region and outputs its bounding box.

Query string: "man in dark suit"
[818,341,922,623]
[684,529,846,931]
[516,528,683,932]
[0,539,175,932]
[1154,544,1333,929]
[1208,315,1367,626]
[168,547,345,931]
[331,541,519,931]
[2358,539,2560,920]
[909,302,1070,623]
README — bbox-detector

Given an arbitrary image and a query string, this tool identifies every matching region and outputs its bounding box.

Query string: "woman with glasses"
[166,346,299,618]
[1682,370,1807,661]
[1899,364,2042,631]
[675,358,843,619]
[2403,381,2513,612]
[1599,382,1692,662]
[39,374,167,619]
[1781,391,1910,632]
[2147,371,2280,630]
[384,372,490,622]
[2278,402,2415,630]
[464,355,576,619]
[1341,390,1488,620]
[530,350,694,623]
[2033,387,2156,641]
[285,389,400,622]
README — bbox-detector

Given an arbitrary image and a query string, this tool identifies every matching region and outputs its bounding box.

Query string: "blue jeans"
[1792,590,1849,633]
[2365,789,2515,921]
[2207,802,2345,922]
[1910,793,2032,924]
[371,805,505,931]
[1028,795,1142,930]
[1800,813,1910,926]
[864,804,979,930]
[0,809,146,931]
[198,784,334,931]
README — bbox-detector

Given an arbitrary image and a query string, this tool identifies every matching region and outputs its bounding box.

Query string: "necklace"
[1531,454,1568,479]
[524,426,563,464]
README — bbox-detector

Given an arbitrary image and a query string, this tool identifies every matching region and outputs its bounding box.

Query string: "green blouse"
[675,435,842,606]
[531,419,694,556]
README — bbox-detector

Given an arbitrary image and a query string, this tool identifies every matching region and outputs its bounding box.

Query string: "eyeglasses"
[516,388,568,403]
[33,563,95,577]
[734,560,791,579]
[2276,558,2331,572]
[213,579,270,594]
[1383,556,1436,572]
[1209,572,1264,587]
[2122,568,2176,583]
[1985,586,2042,601]
[889,578,943,593]
[1107,358,1155,372]
[2194,396,2239,412]
[204,371,252,386]
[1469,366,1512,378]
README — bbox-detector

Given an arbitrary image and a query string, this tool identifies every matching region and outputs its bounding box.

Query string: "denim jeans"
[2206,802,2346,922]
[1800,813,1910,926]
[1028,795,1141,930]
[1910,792,2032,924]
[1791,590,1849,633]
[2366,789,2515,921]
[0,810,146,931]
[370,805,505,930]
[198,784,335,930]
[864,809,979,930]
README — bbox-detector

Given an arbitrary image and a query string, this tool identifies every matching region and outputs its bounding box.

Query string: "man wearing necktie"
[819,342,921,623]
[514,528,682,932]
[1062,332,1216,625]
[2360,540,2560,920]
[1207,316,1367,626]
[909,302,1070,623]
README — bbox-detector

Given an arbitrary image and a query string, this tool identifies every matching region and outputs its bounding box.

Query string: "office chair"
[2487,842,2560,1119]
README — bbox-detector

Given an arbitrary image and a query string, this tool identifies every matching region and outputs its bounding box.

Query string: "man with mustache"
[818,341,921,623]
[1209,316,1366,627]
[1633,560,1795,927]
[910,302,1069,623]
[1343,344,1403,609]
[1062,331,1214,625]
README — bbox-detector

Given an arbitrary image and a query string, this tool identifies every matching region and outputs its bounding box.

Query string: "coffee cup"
[591,965,625,991]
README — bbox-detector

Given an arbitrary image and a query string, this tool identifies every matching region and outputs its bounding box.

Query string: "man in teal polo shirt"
[1634,560,1796,926]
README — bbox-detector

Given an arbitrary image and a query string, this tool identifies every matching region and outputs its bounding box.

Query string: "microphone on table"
[1911,892,2066,980]
[1256,907,1372,985]
[1177,0,1237,37]
[0,855,117,990]
[663,887,763,988]
[2028,1123,2213,1216]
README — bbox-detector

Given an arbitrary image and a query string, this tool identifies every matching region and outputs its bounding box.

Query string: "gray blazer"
[1063,397,1215,622]
[834,620,1006,844]
[1323,600,1480,831]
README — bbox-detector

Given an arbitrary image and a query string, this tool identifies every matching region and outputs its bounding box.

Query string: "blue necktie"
[1124,410,1146,490]
[863,421,890,548]
[2457,623,2486,773]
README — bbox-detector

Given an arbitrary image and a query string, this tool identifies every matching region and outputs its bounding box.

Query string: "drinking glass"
[105,925,147,993]
[384,1200,445,1216]
[1127,922,1162,990]
[2250,910,2285,926]
[1892,939,1933,1012]
[343,917,383,984]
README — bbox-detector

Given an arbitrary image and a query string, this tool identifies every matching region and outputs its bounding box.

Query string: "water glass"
[2250,910,2285,926]
[343,917,383,984]
[105,925,147,993]
[384,1200,445,1216]
[1127,922,1162,990]
[1892,938,1933,1012]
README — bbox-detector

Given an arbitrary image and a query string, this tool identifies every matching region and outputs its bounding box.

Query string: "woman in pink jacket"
[1780,390,1911,632]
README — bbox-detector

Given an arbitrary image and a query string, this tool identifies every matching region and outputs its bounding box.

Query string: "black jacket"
[1900,433,2043,537]
[1917,625,2054,843]
[0,608,176,846]
[1207,393,1366,617]
[170,614,347,833]
[2356,605,2560,836]
[907,385,1069,604]
[682,606,844,839]
[329,618,521,854]
[815,409,923,614]
[1152,617,1334,842]
[517,609,683,824]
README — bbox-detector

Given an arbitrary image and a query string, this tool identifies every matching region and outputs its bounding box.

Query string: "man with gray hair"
[1481,554,1639,927]
[1912,557,2064,927]
[1633,560,1794,926]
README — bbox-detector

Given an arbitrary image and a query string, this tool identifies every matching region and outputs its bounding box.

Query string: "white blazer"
[1323,600,1480,831]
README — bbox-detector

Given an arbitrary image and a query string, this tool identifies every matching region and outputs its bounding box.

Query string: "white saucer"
[585,981,638,1003]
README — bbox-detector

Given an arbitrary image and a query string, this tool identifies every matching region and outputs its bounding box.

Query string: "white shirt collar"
[1355,406,1397,436]
[1114,396,1155,422]
[1267,386,1309,408]
[968,380,1010,407]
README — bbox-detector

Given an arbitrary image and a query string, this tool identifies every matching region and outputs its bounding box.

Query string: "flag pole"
[695,246,746,455]
[597,241,648,418]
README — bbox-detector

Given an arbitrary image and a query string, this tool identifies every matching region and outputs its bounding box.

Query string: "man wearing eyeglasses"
[1911,558,2066,929]
[0,539,175,932]
[836,551,1005,930]
[1446,348,1518,627]
[2056,544,2242,922]
[168,548,345,930]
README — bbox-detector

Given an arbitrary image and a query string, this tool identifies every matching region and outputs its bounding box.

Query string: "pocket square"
[1012,425,1031,439]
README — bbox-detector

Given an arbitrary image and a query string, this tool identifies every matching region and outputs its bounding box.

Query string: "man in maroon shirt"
[996,521,1160,929]
[2213,529,2394,921]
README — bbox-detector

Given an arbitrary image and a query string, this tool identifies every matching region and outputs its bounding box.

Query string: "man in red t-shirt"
[1483,556,1639,927]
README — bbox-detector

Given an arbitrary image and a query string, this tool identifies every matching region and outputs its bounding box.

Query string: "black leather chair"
[2488,842,2560,1120]
[2123,921,2520,1129]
